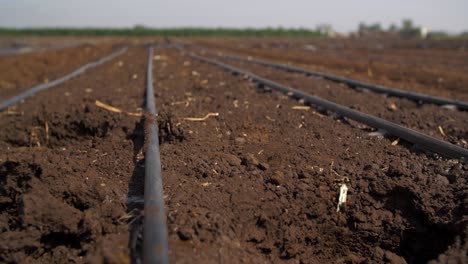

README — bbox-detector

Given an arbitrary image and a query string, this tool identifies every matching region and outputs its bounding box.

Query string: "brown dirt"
[0,38,467,264]
[0,43,115,101]
[196,51,468,148]
[190,38,468,101]
[156,48,467,264]
[0,46,147,263]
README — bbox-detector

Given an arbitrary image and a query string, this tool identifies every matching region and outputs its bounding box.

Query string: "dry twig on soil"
[438,126,447,137]
[391,138,400,146]
[94,100,142,117]
[292,106,311,110]
[183,112,219,121]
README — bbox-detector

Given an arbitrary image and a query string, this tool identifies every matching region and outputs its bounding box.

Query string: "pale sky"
[1,0,467,33]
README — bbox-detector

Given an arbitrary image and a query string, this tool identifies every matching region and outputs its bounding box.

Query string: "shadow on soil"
[384,187,459,263]
[126,115,145,263]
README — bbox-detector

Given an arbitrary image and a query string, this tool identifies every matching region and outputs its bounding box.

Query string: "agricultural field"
[0,36,467,263]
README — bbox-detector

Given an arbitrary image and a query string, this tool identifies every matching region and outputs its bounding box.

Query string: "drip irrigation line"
[200,48,468,111]
[190,53,468,161]
[0,47,34,56]
[143,46,169,264]
[0,42,95,57]
[0,47,127,111]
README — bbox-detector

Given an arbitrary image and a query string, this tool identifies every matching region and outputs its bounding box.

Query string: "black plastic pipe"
[190,53,468,161]
[201,49,468,111]
[0,47,127,111]
[143,46,169,264]
[0,42,95,57]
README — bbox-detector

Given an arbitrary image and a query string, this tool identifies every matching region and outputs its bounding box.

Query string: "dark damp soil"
[0,46,148,263]
[155,48,467,264]
[0,38,467,264]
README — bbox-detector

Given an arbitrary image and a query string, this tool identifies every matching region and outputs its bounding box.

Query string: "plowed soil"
[0,43,115,101]
[0,38,467,264]
[191,37,468,101]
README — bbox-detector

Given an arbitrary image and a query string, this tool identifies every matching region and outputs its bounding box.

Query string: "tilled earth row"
[200,38,468,72]
[0,43,116,101]
[191,39,468,101]
[154,48,467,263]
[0,47,147,263]
[0,44,466,264]
[195,51,468,149]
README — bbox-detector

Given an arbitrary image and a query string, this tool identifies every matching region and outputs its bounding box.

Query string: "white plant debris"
[441,104,457,110]
[336,184,348,212]
[368,129,386,138]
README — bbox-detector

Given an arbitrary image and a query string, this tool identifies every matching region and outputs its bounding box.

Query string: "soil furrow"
[201,53,468,149]
[0,47,147,263]
[0,44,115,101]
[153,48,467,263]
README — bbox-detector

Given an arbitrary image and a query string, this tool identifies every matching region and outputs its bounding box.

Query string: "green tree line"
[0,27,324,37]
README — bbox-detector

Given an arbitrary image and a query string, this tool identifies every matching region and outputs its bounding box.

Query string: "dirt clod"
[268,171,285,185]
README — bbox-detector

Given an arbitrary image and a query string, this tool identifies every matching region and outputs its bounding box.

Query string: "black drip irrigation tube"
[0,47,128,111]
[200,49,468,111]
[0,47,34,57]
[190,53,468,161]
[143,46,169,264]
[0,42,96,57]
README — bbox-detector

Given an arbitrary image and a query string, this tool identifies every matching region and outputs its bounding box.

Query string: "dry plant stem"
[292,106,311,110]
[94,100,142,117]
[183,112,219,121]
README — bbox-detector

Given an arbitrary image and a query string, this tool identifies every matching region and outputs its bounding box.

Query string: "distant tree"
[358,22,382,36]
[402,19,413,31]
[368,23,382,32]
[358,22,366,32]
[400,19,420,38]
[388,24,398,32]
[133,24,146,30]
